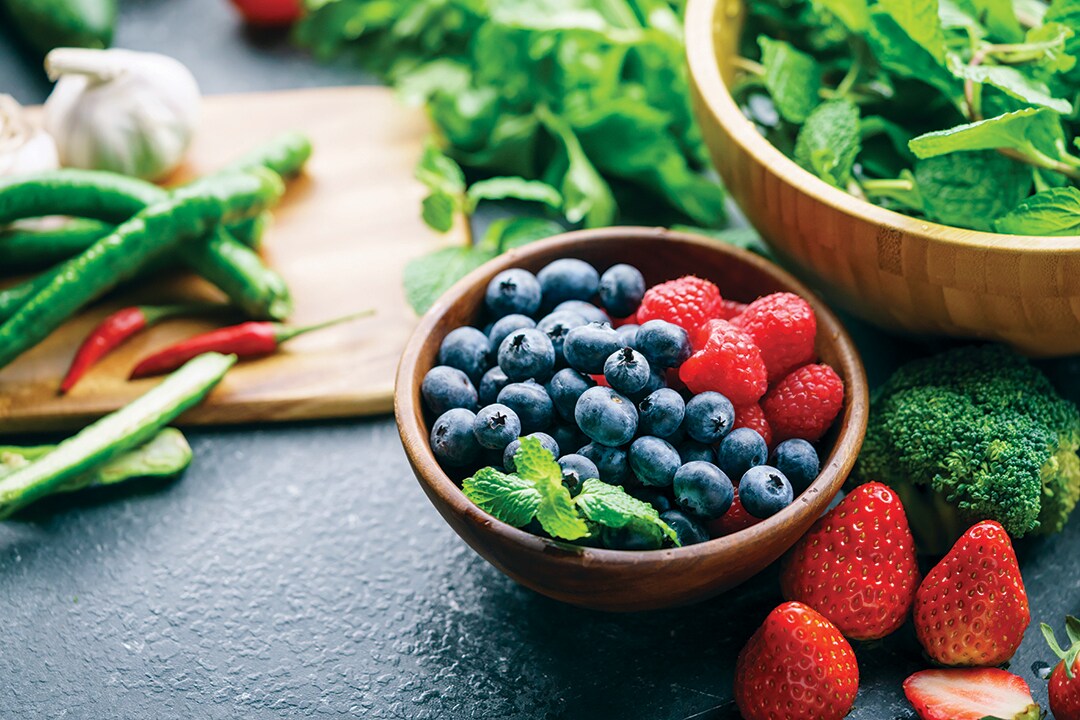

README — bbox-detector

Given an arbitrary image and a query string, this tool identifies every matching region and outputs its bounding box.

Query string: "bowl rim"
[394,226,869,568]
[684,0,1080,253]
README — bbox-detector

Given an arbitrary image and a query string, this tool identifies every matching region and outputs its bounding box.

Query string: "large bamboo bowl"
[395,228,868,612]
[686,0,1080,357]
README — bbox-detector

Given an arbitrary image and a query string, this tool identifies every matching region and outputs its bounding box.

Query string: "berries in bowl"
[395,227,868,611]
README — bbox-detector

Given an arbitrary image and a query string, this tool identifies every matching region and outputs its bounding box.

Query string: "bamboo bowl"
[395,228,868,612]
[686,0,1080,357]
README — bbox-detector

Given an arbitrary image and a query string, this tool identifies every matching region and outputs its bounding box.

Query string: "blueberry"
[637,388,685,438]
[488,314,536,352]
[421,365,478,415]
[558,454,600,494]
[603,347,651,396]
[635,320,691,369]
[673,461,734,520]
[575,386,638,447]
[563,322,626,374]
[438,327,490,384]
[486,268,542,318]
[629,436,682,487]
[478,367,510,406]
[616,323,639,348]
[578,443,631,485]
[536,310,588,365]
[546,368,595,422]
[497,381,554,434]
[498,328,556,381]
[601,524,663,550]
[679,440,716,464]
[660,509,710,546]
[739,465,794,518]
[770,439,820,495]
[550,423,588,457]
[630,487,673,514]
[537,258,600,309]
[598,263,646,318]
[684,391,735,444]
[430,408,480,467]
[472,403,522,450]
[629,367,667,403]
[717,427,768,481]
[554,300,608,325]
[503,432,560,472]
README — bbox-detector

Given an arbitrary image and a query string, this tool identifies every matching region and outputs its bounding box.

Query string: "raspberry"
[636,275,723,332]
[762,364,844,442]
[679,320,767,406]
[707,488,762,538]
[718,298,748,321]
[734,293,817,381]
[734,403,773,447]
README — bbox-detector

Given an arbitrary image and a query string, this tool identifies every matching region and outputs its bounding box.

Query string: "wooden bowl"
[395,228,868,611]
[686,0,1080,358]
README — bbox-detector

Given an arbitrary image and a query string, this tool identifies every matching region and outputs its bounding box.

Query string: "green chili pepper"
[223,131,313,178]
[0,169,282,369]
[0,353,234,518]
[0,219,112,272]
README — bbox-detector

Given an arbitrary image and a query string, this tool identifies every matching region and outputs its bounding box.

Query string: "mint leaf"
[949,58,1072,114]
[758,36,823,124]
[993,187,1080,235]
[575,478,679,546]
[538,106,617,228]
[811,0,870,33]
[514,436,589,541]
[1047,0,1080,78]
[868,11,959,100]
[794,100,861,188]
[877,0,947,63]
[914,150,1031,231]
[482,217,564,252]
[462,466,542,527]
[466,177,562,208]
[403,244,497,314]
[421,192,457,233]
[416,140,466,196]
[909,108,1069,161]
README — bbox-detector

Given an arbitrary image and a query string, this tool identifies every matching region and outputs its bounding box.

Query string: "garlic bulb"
[43,48,201,181]
[0,94,60,177]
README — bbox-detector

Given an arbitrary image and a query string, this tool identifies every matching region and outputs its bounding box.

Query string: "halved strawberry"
[904,668,1041,720]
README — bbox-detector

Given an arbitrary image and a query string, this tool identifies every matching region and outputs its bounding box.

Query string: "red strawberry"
[903,668,1041,720]
[1042,616,1080,720]
[914,520,1030,667]
[780,482,919,640]
[735,601,859,720]
[706,486,761,537]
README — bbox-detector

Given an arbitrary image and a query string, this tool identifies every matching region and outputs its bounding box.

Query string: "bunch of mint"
[739,0,1080,235]
[463,437,678,549]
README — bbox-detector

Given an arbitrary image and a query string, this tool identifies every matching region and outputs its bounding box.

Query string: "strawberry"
[913,520,1030,666]
[1042,616,1080,720]
[734,601,859,720]
[780,482,919,640]
[903,668,1041,720]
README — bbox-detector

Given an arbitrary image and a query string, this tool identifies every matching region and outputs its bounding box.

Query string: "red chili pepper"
[59,303,221,395]
[129,310,374,379]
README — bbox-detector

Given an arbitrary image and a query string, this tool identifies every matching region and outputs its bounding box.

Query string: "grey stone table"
[0,2,1077,717]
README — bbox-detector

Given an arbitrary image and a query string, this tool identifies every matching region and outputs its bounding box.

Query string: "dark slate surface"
[0,3,1077,718]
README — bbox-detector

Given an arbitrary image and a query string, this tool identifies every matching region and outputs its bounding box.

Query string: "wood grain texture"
[0,86,454,433]
[394,228,869,611]
[686,0,1080,357]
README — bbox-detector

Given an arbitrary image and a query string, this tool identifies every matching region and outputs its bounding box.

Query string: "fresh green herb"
[741,0,1080,235]
[462,436,678,548]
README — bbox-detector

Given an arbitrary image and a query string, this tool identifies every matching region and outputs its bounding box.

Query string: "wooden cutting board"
[0,87,458,433]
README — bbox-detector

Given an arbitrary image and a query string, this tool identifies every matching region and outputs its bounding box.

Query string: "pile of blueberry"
[422,257,840,549]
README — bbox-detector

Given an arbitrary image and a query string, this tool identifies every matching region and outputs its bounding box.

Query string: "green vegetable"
[1,0,116,55]
[994,186,1080,234]
[741,0,1080,235]
[0,169,283,370]
[0,428,193,497]
[0,218,111,273]
[851,345,1080,554]
[0,353,233,518]
[462,436,677,548]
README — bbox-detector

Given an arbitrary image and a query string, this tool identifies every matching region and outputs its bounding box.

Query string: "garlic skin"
[0,94,60,177]
[43,48,201,181]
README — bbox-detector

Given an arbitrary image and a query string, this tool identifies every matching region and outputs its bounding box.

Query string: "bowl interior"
[396,228,868,609]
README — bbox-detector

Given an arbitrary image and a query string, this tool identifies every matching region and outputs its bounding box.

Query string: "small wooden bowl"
[395,228,868,611]
[686,0,1080,357]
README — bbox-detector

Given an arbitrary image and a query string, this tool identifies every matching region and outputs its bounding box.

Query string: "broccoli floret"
[851,345,1080,554]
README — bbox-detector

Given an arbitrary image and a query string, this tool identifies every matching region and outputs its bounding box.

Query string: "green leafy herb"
[811,0,870,33]
[994,187,1080,235]
[915,150,1031,231]
[795,100,862,188]
[758,36,823,123]
[461,436,678,548]
[877,0,947,63]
